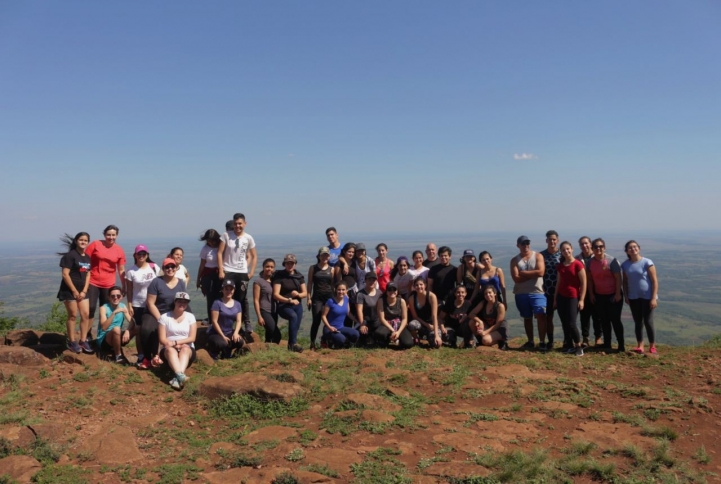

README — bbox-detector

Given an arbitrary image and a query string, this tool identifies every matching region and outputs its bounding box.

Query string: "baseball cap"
[134,244,149,254]
[317,246,330,256]
[517,236,530,245]
[174,292,190,302]
[162,258,177,268]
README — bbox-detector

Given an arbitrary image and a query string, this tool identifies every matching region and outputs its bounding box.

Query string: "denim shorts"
[515,293,547,319]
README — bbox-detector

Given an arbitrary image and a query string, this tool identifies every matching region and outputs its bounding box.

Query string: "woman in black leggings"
[554,241,587,356]
[307,247,334,350]
[253,259,279,344]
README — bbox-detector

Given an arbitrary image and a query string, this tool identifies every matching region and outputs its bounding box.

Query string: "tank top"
[461,265,478,293]
[513,251,544,295]
[311,264,333,301]
[376,259,392,292]
[480,301,501,326]
[339,259,358,290]
[479,268,502,296]
[410,291,432,321]
[383,296,402,331]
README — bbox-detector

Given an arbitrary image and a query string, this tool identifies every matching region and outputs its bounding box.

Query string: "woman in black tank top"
[333,243,358,303]
[308,247,334,350]
[407,277,440,347]
[374,282,414,349]
[465,284,508,349]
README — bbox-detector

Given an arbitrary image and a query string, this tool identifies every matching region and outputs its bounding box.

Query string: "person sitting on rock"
[97,285,130,363]
[464,284,509,350]
[152,291,197,390]
[207,279,244,359]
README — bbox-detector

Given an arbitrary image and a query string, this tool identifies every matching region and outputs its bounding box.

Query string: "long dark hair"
[200,229,221,245]
[390,256,409,279]
[57,232,90,256]
[103,225,119,235]
[624,240,640,259]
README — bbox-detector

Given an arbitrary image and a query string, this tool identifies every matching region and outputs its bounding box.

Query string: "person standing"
[254,258,280,344]
[307,248,334,350]
[555,241,587,356]
[423,243,440,268]
[86,225,126,320]
[354,243,376,292]
[427,246,457,307]
[57,232,92,354]
[125,244,160,363]
[273,254,307,353]
[374,243,393,292]
[196,229,222,319]
[510,236,547,350]
[326,227,342,267]
[622,240,658,355]
[577,236,601,347]
[218,213,257,335]
[540,230,562,350]
[586,238,625,353]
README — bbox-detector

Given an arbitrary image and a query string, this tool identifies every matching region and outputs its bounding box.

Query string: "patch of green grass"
[473,448,555,483]
[651,440,675,469]
[641,425,678,441]
[72,372,90,382]
[351,447,412,484]
[300,463,339,478]
[643,408,661,421]
[694,445,710,465]
[272,472,300,484]
[124,373,143,384]
[388,373,408,385]
[464,412,499,423]
[32,438,62,464]
[612,411,646,427]
[251,439,279,452]
[566,440,597,456]
[214,448,262,469]
[31,465,90,484]
[285,447,304,462]
[156,464,202,484]
[211,394,308,420]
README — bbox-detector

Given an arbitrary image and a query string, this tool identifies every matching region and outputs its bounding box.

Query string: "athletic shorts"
[515,293,547,319]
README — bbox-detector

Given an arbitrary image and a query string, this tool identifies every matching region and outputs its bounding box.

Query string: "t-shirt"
[356,288,381,323]
[393,272,414,297]
[159,311,196,349]
[442,300,471,330]
[254,278,274,313]
[199,245,219,269]
[209,299,241,336]
[325,296,349,330]
[621,258,655,300]
[273,270,305,300]
[125,263,161,307]
[328,245,342,267]
[408,266,429,282]
[97,303,126,346]
[428,263,457,303]
[355,258,376,291]
[59,250,91,292]
[423,258,440,269]
[86,241,126,288]
[588,255,621,296]
[556,259,585,299]
[147,278,187,314]
[176,263,190,283]
[310,265,334,302]
[221,232,256,273]
[540,249,562,296]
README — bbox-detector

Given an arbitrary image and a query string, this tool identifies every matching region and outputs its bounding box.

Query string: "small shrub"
[272,472,300,484]
[300,464,339,478]
[285,448,304,462]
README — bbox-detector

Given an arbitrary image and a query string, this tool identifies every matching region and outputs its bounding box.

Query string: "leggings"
[88,285,111,319]
[556,294,581,345]
[371,322,414,349]
[261,309,281,344]
[594,293,624,348]
[207,333,245,354]
[200,271,221,320]
[579,295,601,340]
[629,298,655,344]
[310,298,329,345]
[140,313,160,358]
[323,326,360,348]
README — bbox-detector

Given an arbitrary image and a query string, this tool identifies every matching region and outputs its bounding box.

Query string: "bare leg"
[536,313,547,343]
[63,300,78,342]
[107,327,122,357]
[163,347,182,374]
[481,332,504,346]
[77,299,91,344]
[523,317,534,342]
[177,347,192,373]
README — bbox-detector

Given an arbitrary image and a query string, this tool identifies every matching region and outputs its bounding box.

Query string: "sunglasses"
[110,294,122,299]
[136,252,148,257]
[164,265,177,270]
[387,287,398,292]
[593,245,605,250]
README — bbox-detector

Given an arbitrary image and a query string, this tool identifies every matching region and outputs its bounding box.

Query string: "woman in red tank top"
[375,243,394,292]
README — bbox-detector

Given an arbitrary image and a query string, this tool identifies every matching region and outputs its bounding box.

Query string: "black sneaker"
[522,341,535,350]
[290,344,304,353]
[498,341,509,351]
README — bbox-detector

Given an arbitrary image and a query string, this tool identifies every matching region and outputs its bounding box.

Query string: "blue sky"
[1,1,719,243]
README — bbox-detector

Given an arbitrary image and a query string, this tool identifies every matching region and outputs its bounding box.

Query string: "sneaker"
[498,341,509,351]
[222,348,233,359]
[649,347,657,355]
[176,373,189,388]
[582,338,589,348]
[539,342,549,352]
[67,341,82,354]
[136,353,144,365]
[632,347,645,354]
[290,344,304,353]
[320,340,328,349]
[79,340,95,354]
[575,347,584,357]
[566,347,576,354]
[169,377,181,390]
[617,346,626,353]
[137,358,151,370]
[114,355,128,365]
[208,351,220,361]
[309,342,317,352]
[522,341,535,350]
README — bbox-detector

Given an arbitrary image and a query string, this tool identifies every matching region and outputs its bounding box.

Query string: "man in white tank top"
[510,236,548,351]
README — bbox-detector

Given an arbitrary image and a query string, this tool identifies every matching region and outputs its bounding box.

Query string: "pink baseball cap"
[134,244,149,254]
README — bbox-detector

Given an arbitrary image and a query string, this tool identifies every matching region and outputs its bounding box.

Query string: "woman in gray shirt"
[253,259,279,344]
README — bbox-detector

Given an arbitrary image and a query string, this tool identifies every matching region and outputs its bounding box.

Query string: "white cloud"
[513,153,537,160]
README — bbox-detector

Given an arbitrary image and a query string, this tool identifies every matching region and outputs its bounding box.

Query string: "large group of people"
[56,215,660,388]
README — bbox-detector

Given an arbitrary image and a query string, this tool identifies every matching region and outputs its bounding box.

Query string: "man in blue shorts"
[510,236,548,350]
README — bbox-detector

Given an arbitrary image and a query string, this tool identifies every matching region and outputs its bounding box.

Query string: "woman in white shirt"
[153,291,197,390]
[169,247,191,287]
[124,244,160,364]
